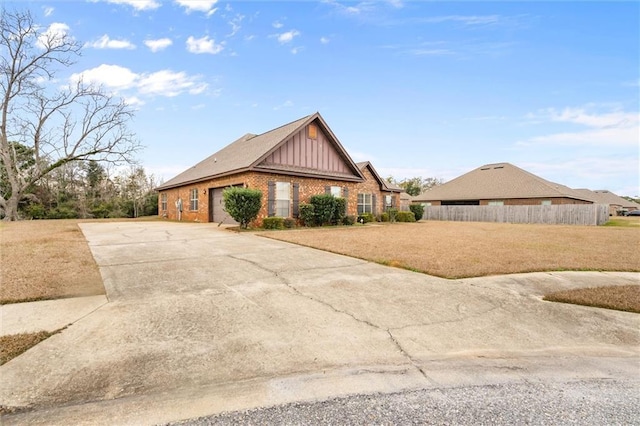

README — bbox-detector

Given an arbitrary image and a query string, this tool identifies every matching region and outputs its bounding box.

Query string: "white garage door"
[210,187,239,225]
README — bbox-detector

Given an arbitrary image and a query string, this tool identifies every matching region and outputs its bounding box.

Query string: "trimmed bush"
[283,218,296,229]
[299,203,315,226]
[396,211,416,222]
[332,197,347,225]
[409,204,424,221]
[309,194,335,225]
[263,217,284,230]
[357,213,375,223]
[223,187,262,229]
[379,212,389,222]
[387,208,398,223]
[342,215,356,226]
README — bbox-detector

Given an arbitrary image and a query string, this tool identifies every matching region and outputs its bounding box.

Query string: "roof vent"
[480,167,490,170]
[494,166,504,169]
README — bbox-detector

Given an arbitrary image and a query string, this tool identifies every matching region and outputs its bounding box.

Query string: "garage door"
[209,187,239,225]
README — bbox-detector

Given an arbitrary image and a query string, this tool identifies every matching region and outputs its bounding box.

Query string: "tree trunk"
[3,194,20,221]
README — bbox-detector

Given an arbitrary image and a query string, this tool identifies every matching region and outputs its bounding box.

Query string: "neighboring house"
[412,162,595,206]
[156,112,401,225]
[574,189,640,216]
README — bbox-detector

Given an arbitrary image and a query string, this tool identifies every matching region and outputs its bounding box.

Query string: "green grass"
[603,218,640,227]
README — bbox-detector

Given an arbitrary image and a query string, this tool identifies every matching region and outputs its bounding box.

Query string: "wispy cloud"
[320,37,330,44]
[102,0,160,11]
[273,100,294,110]
[186,36,224,54]
[86,34,135,50]
[291,46,304,54]
[144,37,172,52]
[43,6,54,17]
[175,0,217,16]
[276,30,300,44]
[227,14,244,37]
[518,105,639,147]
[272,20,284,29]
[422,15,501,26]
[70,64,209,99]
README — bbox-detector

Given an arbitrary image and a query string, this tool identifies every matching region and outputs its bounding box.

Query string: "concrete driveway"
[1,222,639,425]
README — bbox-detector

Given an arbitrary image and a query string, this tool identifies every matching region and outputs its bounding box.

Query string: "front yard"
[260,219,640,279]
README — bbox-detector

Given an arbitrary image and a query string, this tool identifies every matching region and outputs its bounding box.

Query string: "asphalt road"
[170,378,640,426]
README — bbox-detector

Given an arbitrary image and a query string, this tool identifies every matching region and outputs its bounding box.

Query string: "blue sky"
[17,0,640,196]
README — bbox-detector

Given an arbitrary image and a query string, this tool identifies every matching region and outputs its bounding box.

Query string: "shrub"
[409,204,424,221]
[309,194,335,225]
[24,203,46,219]
[379,212,389,222]
[263,217,284,230]
[342,215,356,226]
[299,203,315,226]
[396,211,416,222]
[332,197,347,225]
[283,218,296,229]
[357,213,374,223]
[223,187,262,229]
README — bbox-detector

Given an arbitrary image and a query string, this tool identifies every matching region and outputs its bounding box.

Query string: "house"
[574,189,640,216]
[156,112,402,225]
[412,162,595,206]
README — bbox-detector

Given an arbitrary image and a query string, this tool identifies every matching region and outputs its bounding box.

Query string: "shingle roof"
[412,162,593,202]
[574,189,640,209]
[356,161,402,193]
[157,113,363,190]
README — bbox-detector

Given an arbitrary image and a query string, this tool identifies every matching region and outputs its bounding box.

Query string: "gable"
[256,120,360,179]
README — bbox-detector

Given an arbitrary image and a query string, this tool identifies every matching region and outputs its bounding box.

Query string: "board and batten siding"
[421,204,609,226]
[261,124,350,174]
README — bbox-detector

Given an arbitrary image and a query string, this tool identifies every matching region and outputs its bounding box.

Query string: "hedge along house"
[412,162,595,206]
[156,113,402,225]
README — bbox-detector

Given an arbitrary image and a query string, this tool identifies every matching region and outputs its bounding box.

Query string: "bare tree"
[0,9,140,220]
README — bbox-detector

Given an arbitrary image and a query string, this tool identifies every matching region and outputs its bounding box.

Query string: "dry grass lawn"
[0,220,104,304]
[0,331,56,366]
[544,285,640,313]
[261,220,640,279]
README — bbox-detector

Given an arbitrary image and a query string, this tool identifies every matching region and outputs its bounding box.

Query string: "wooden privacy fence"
[421,204,610,226]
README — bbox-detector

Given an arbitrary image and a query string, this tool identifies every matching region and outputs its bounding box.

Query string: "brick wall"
[158,169,398,225]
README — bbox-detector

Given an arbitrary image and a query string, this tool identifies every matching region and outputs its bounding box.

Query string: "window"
[487,200,504,206]
[161,193,167,211]
[276,182,290,217]
[357,193,372,214]
[385,195,393,208]
[422,202,432,207]
[330,186,342,197]
[541,200,552,206]
[190,188,199,211]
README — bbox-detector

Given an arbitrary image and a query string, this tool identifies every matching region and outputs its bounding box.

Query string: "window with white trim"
[161,193,167,211]
[357,193,372,214]
[190,188,199,211]
[541,200,552,206]
[330,186,342,197]
[487,200,504,206]
[276,182,290,217]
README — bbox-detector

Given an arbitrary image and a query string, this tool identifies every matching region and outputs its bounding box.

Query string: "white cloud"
[103,0,161,11]
[186,36,224,54]
[43,6,54,17]
[291,46,304,54]
[273,100,294,110]
[277,30,300,44]
[138,70,207,97]
[70,64,138,90]
[423,15,501,26]
[408,48,455,56]
[227,14,244,37]
[519,106,639,147]
[70,64,208,99]
[124,96,145,107]
[37,22,70,49]
[144,37,173,52]
[272,21,284,29]
[320,37,330,44]
[175,0,218,16]
[87,34,136,50]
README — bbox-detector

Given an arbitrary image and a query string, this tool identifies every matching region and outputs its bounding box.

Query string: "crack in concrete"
[228,254,432,384]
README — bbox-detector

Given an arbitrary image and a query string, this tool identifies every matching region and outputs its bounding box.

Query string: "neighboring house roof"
[157,112,365,190]
[356,161,403,193]
[574,189,640,210]
[412,162,594,202]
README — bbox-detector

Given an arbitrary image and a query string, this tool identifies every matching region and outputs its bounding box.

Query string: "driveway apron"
[1,222,638,425]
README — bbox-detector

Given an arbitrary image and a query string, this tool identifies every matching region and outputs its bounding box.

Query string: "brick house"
[412,162,595,206]
[156,113,402,225]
